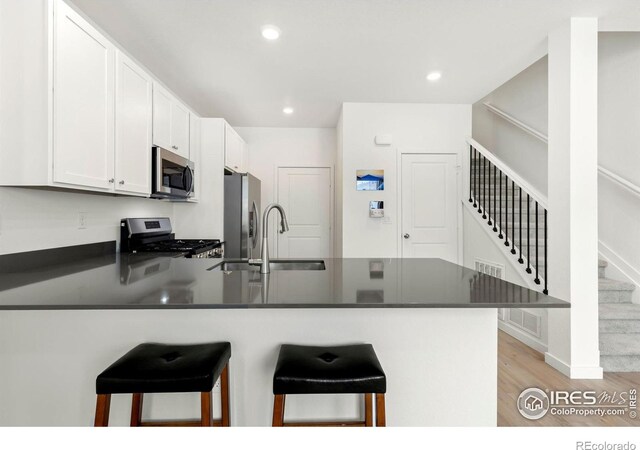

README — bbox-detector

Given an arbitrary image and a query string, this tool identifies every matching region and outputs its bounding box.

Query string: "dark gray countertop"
[0,253,569,310]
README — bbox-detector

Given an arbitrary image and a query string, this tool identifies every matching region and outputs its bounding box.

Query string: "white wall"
[335,112,344,258]
[598,32,640,296]
[339,103,471,258]
[237,127,337,256]
[472,57,548,195]
[0,188,173,254]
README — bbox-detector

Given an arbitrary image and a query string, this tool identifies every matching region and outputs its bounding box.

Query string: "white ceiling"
[72,0,640,128]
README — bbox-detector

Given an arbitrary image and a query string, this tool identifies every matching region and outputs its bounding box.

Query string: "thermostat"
[369,201,384,218]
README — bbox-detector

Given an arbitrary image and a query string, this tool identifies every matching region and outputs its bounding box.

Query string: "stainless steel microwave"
[151,146,195,200]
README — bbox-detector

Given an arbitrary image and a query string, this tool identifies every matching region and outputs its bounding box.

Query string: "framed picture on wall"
[356,169,384,191]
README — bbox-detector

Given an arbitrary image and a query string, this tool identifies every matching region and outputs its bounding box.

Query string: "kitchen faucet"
[249,203,289,274]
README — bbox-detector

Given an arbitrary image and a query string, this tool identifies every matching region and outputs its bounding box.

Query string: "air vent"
[507,309,541,338]
[474,258,505,279]
[474,258,507,320]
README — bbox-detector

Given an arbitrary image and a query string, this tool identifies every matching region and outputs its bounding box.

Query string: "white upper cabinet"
[171,102,190,159]
[115,51,152,196]
[152,85,172,151]
[0,0,197,198]
[224,123,245,173]
[153,83,190,159]
[188,114,201,202]
[241,139,249,173]
[53,0,115,190]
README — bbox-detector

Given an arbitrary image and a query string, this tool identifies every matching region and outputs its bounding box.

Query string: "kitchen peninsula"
[0,246,568,426]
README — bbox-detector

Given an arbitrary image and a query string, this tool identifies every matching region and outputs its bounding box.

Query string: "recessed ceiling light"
[426,72,442,82]
[261,25,281,40]
[283,107,294,114]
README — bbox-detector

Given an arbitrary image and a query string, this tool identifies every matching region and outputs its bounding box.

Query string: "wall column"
[546,18,602,379]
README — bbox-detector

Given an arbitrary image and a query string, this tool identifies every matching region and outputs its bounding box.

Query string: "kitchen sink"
[210,259,326,272]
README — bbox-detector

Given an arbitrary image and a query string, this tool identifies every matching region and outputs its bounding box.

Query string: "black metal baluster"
[492,166,498,232]
[487,160,492,226]
[468,145,473,204]
[498,170,503,239]
[518,187,524,264]
[472,148,477,208]
[526,194,532,274]
[534,202,540,285]
[511,180,516,254]
[543,209,548,294]
[482,156,487,220]
[477,154,483,214]
[504,174,510,247]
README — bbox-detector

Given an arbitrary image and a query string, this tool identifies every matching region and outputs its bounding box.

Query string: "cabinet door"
[224,123,242,172]
[170,101,190,159]
[114,52,152,196]
[240,138,248,173]
[53,0,115,190]
[152,84,171,150]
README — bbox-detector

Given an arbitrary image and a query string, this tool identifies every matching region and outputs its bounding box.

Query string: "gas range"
[120,218,223,259]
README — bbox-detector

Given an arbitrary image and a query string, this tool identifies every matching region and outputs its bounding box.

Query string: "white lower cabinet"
[115,52,153,196]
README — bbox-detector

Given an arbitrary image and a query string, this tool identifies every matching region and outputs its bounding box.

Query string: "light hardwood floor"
[498,330,640,426]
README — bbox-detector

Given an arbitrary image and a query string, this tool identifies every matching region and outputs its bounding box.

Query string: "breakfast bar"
[0,254,568,426]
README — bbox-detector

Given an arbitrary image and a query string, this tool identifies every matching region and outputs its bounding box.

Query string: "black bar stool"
[272,343,386,427]
[94,342,231,427]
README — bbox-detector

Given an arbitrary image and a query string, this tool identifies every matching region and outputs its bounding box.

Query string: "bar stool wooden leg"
[201,391,213,427]
[375,393,386,427]
[364,394,373,427]
[94,394,111,427]
[220,364,230,427]
[272,394,286,427]
[130,393,143,426]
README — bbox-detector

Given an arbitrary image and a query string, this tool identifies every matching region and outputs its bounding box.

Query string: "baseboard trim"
[544,352,604,379]
[570,366,604,380]
[544,351,571,377]
[498,320,547,353]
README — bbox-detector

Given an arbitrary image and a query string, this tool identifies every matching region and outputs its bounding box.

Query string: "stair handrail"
[466,137,548,210]
[598,165,640,199]
[482,102,548,144]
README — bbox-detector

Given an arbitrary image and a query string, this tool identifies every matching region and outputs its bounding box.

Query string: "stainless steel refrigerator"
[224,173,261,259]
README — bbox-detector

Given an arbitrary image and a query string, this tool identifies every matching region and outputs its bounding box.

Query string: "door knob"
[403,233,410,239]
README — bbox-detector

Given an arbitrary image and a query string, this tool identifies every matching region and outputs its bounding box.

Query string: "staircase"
[599,259,640,372]
[469,143,548,293]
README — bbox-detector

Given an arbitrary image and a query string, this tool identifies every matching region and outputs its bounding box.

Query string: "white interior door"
[401,154,458,261]
[277,167,332,258]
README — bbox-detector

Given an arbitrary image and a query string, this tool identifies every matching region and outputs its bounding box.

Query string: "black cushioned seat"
[96,342,231,394]
[273,344,386,395]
